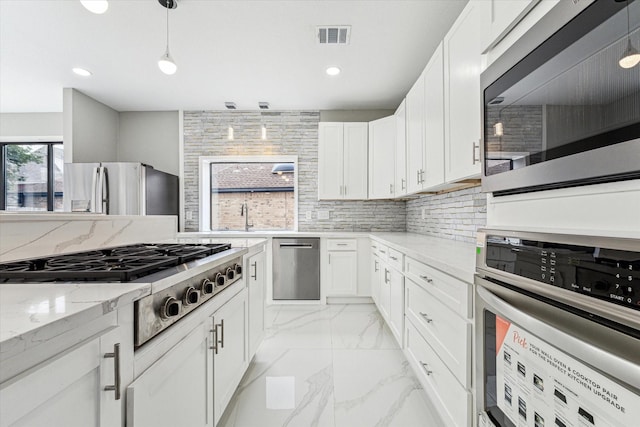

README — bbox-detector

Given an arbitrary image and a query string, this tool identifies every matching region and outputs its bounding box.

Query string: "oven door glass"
[477,285,640,427]
[483,0,640,184]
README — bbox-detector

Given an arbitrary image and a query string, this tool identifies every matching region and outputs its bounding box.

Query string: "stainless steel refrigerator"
[63,162,178,215]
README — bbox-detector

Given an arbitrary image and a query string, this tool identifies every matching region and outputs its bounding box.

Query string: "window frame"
[199,155,299,232]
[0,140,63,212]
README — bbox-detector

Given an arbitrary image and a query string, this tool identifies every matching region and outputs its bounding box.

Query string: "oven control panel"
[484,235,640,311]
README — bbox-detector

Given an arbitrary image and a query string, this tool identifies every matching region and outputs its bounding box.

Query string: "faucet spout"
[241,203,253,231]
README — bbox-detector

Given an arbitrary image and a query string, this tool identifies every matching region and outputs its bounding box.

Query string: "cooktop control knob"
[183,286,200,306]
[215,272,226,287]
[226,267,235,281]
[201,279,214,295]
[234,263,243,275]
[161,297,181,319]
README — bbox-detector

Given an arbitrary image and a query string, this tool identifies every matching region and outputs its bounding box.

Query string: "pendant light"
[80,0,109,14]
[619,0,640,69]
[158,0,178,75]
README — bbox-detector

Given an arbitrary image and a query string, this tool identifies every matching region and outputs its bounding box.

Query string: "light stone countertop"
[370,232,477,283]
[0,238,267,363]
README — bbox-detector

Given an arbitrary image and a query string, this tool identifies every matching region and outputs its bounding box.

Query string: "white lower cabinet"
[370,251,381,306]
[388,266,404,345]
[0,325,124,427]
[212,288,249,426]
[405,321,471,427]
[247,248,266,359]
[126,323,214,427]
[325,239,358,297]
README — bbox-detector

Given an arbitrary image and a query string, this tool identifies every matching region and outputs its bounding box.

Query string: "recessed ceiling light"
[80,0,109,14]
[72,68,92,77]
[326,66,341,76]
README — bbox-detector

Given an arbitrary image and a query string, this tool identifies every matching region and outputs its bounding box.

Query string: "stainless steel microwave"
[481,0,640,196]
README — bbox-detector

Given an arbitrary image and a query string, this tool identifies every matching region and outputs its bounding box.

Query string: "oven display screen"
[483,310,640,427]
[485,236,640,311]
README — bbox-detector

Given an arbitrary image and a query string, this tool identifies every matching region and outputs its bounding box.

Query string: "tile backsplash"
[406,186,487,243]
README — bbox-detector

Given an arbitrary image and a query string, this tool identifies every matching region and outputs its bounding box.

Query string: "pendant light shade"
[619,38,640,69]
[158,0,178,75]
[80,0,109,14]
[619,0,640,69]
[158,49,177,75]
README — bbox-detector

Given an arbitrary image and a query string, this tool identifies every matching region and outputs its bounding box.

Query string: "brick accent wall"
[183,110,406,232]
[211,192,295,231]
[405,186,487,243]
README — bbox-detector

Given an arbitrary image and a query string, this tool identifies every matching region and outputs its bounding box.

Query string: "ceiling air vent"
[317,26,350,45]
[224,102,237,110]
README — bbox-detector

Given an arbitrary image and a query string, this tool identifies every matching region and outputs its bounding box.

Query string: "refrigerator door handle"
[102,167,110,214]
[96,166,109,214]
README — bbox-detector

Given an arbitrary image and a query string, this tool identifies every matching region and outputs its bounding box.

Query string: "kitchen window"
[0,142,64,211]
[200,156,298,231]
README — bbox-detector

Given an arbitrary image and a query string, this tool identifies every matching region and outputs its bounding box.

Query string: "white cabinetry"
[423,43,446,189]
[126,323,213,427]
[444,0,484,182]
[1,326,125,427]
[405,71,426,194]
[368,116,396,199]
[403,255,473,427]
[326,239,358,297]
[212,288,248,425]
[318,122,368,200]
[247,247,266,359]
[370,242,382,305]
[481,0,540,52]
[394,100,407,197]
[375,242,404,347]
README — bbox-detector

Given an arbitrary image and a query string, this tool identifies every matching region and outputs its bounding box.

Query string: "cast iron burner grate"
[0,243,232,282]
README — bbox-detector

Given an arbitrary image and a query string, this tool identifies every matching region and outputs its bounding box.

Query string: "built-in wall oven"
[481,0,640,195]
[475,229,640,427]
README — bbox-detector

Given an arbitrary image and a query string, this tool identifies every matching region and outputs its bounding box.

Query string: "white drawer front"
[405,257,472,318]
[405,279,471,387]
[327,239,357,251]
[405,321,471,427]
[387,247,404,272]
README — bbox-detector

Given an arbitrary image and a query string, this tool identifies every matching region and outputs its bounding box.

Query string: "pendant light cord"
[627,0,631,42]
[166,2,170,52]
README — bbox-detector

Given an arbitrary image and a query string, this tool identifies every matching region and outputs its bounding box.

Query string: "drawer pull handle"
[390,256,398,261]
[210,328,218,353]
[372,245,377,249]
[380,250,386,254]
[104,343,121,400]
[419,275,433,283]
[420,361,433,375]
[419,312,433,323]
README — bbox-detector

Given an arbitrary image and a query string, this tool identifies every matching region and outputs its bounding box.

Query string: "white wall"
[63,88,119,163]
[118,111,179,175]
[0,113,62,139]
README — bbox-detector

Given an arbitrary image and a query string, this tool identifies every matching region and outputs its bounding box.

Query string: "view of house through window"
[1,142,64,211]
[209,162,295,231]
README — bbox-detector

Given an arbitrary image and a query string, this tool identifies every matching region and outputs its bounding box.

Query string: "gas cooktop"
[0,243,233,283]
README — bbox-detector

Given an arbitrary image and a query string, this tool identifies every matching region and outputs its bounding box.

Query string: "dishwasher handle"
[278,243,315,249]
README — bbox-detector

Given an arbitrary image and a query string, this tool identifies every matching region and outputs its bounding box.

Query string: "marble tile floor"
[218,304,444,427]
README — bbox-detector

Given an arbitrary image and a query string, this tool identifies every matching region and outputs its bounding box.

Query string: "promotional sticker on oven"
[494,315,640,426]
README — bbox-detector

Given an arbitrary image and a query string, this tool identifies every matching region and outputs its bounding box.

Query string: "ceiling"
[0,0,467,113]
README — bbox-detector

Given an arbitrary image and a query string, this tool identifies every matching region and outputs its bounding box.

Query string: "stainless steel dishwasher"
[272,238,320,300]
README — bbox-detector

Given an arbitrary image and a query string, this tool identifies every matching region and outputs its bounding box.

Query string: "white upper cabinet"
[405,70,426,194]
[318,122,368,200]
[368,116,396,199]
[394,100,407,197]
[444,0,484,182]
[481,0,540,53]
[422,42,446,189]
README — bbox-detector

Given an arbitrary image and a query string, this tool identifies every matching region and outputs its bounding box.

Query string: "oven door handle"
[475,280,640,390]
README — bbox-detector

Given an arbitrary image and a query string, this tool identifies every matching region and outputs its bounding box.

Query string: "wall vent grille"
[317,26,350,45]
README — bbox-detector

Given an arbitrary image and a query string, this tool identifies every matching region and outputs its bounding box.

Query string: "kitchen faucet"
[240,202,254,231]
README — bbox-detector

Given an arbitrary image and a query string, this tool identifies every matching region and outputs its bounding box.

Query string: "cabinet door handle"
[390,256,398,261]
[390,184,393,194]
[103,343,121,400]
[218,319,225,349]
[251,261,258,280]
[379,249,386,254]
[384,269,390,283]
[210,327,218,354]
[419,275,433,283]
[372,245,377,249]
[344,185,347,196]
[401,178,406,190]
[419,312,433,323]
[336,243,348,246]
[374,260,379,272]
[472,141,480,164]
[417,170,421,185]
[420,169,425,183]
[420,361,433,375]
[328,253,331,264]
